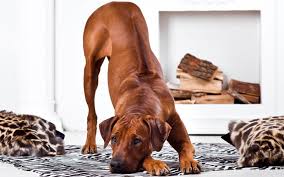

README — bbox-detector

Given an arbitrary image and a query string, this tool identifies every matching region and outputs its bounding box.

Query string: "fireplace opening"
[159,11,261,104]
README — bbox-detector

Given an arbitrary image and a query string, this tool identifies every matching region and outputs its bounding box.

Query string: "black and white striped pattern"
[1,143,283,177]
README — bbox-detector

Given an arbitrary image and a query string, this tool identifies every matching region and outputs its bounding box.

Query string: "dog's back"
[83,2,165,107]
[84,1,149,52]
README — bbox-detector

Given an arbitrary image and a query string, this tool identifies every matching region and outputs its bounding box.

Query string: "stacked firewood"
[169,53,261,104]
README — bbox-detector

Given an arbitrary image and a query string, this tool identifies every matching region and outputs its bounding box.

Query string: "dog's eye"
[111,136,117,144]
[133,138,142,145]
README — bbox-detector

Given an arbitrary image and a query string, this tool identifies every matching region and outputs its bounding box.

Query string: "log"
[170,89,192,99]
[179,77,222,94]
[192,92,207,97]
[175,99,196,104]
[177,68,192,79]
[191,92,234,104]
[229,79,260,97]
[178,53,218,81]
[227,89,251,104]
[241,93,260,104]
[214,71,224,81]
[177,68,223,81]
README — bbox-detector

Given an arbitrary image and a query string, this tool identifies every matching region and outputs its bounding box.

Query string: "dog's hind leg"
[81,24,111,154]
[82,57,104,154]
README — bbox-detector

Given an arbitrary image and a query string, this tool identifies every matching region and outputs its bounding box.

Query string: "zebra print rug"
[1,143,283,176]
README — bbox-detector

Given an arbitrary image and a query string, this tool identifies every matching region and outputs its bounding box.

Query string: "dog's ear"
[99,116,118,148]
[145,118,172,151]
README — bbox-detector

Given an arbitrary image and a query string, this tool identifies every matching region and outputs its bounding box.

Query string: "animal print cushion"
[222,116,284,167]
[0,110,64,156]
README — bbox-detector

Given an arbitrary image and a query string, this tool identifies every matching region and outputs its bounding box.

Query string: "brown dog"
[82,2,200,175]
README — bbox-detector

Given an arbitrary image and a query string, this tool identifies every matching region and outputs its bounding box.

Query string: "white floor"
[1,132,284,177]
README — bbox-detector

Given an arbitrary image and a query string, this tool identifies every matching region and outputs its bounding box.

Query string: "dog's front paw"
[81,143,97,154]
[143,157,170,176]
[180,158,201,174]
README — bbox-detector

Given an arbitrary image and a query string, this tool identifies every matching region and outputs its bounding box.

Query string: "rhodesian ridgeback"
[82,2,201,175]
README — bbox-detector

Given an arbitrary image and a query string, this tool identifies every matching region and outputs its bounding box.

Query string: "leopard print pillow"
[0,110,64,156]
[224,116,284,167]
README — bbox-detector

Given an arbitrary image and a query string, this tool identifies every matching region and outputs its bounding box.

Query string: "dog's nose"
[110,160,121,169]
[110,159,122,172]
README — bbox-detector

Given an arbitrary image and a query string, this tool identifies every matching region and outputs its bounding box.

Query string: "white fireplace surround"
[1,0,283,134]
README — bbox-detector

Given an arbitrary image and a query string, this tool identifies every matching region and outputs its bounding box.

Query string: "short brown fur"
[82,2,200,175]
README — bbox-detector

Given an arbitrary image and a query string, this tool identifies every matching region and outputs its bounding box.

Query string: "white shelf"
[175,103,277,134]
[154,0,277,134]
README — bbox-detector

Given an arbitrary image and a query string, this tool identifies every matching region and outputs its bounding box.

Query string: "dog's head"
[99,114,171,173]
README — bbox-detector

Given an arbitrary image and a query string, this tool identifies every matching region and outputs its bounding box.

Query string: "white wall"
[276,0,284,116]
[0,0,21,110]
[0,0,62,130]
